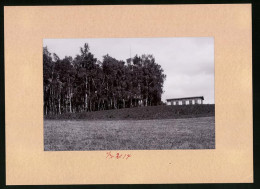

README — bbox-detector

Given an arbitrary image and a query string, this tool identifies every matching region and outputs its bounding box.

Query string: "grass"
[44,116,215,151]
[45,104,215,120]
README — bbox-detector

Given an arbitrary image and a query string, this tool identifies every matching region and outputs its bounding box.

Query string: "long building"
[166,96,204,105]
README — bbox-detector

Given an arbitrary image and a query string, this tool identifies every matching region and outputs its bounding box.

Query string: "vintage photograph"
[43,37,215,151]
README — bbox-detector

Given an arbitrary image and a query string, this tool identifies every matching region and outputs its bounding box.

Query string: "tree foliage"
[43,43,166,115]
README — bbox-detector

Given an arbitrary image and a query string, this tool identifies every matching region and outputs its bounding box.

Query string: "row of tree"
[43,43,166,115]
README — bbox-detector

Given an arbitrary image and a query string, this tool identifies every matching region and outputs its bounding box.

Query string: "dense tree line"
[43,43,166,115]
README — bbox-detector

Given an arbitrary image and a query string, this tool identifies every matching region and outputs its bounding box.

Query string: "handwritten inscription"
[106,151,131,160]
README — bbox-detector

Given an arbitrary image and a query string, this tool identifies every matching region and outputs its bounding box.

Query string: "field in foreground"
[44,116,215,151]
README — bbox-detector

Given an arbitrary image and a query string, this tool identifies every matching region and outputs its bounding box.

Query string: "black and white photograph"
[43,37,215,151]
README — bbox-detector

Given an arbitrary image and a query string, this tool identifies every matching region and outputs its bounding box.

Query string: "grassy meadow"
[45,104,214,120]
[44,116,215,151]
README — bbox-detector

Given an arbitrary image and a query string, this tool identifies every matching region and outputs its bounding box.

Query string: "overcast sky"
[43,37,214,104]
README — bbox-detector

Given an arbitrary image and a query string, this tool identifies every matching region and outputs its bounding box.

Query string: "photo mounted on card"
[4,4,252,185]
[43,37,214,151]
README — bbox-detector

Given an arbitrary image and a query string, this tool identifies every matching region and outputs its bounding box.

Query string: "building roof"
[166,96,204,101]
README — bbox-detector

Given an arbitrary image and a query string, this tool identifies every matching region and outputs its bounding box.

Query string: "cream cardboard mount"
[4,4,253,184]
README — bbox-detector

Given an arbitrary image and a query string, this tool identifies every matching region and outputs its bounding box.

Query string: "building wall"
[167,98,203,105]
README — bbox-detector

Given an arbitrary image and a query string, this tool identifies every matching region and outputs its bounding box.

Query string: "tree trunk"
[58,98,61,114]
[69,95,72,113]
[45,104,48,115]
[89,79,91,111]
[123,99,125,108]
[114,98,117,109]
[49,94,52,115]
[85,76,88,111]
